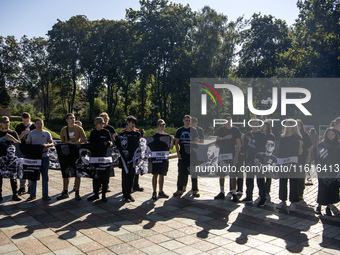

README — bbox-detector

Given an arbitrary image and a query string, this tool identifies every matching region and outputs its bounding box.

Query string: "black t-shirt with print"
[175,126,198,161]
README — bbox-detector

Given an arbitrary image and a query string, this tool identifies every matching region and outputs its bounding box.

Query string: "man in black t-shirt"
[15,112,35,195]
[242,119,267,207]
[214,113,241,202]
[173,115,199,197]
[0,116,21,201]
[117,116,141,202]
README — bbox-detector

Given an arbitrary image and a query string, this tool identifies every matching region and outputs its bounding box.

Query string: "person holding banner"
[150,119,174,200]
[277,119,303,211]
[117,116,141,202]
[241,119,267,207]
[87,117,113,202]
[26,118,54,201]
[214,113,241,202]
[57,113,87,201]
[173,115,199,197]
[0,116,21,201]
[15,112,35,195]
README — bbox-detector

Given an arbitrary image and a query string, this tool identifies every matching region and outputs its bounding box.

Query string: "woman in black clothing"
[87,117,113,202]
[315,127,340,216]
[277,119,303,212]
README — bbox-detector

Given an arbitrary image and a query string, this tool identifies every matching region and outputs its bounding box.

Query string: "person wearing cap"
[57,113,87,201]
[151,119,174,200]
[87,117,113,202]
[0,116,21,201]
[173,115,200,197]
[26,118,54,201]
[15,112,36,195]
[214,113,241,202]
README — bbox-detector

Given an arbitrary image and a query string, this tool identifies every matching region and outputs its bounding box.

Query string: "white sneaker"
[277,201,287,208]
[226,191,233,198]
[289,203,296,211]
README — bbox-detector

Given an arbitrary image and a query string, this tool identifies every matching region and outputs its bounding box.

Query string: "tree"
[236,13,291,78]
[20,36,58,119]
[48,15,91,112]
[0,36,21,107]
[287,0,340,77]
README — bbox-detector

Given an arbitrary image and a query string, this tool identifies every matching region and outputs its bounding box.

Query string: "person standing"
[241,119,267,207]
[87,117,113,202]
[214,113,241,202]
[151,119,174,200]
[315,127,340,216]
[260,121,276,199]
[26,118,54,201]
[57,113,87,200]
[191,117,204,143]
[0,116,21,201]
[117,116,141,202]
[277,119,303,211]
[15,112,36,195]
[173,115,199,197]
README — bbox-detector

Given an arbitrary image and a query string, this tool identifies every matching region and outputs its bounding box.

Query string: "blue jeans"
[30,157,49,197]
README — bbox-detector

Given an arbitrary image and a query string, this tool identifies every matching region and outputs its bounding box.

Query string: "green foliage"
[11,104,41,120]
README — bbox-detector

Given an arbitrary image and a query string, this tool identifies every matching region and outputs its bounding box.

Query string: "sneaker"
[277,201,287,208]
[13,195,22,201]
[237,191,243,195]
[192,191,200,198]
[241,197,253,203]
[158,191,169,199]
[42,196,51,201]
[214,192,225,200]
[315,205,321,214]
[57,191,69,200]
[87,195,99,201]
[289,203,296,211]
[257,199,266,207]
[326,207,332,216]
[133,187,144,192]
[75,192,81,201]
[226,191,233,198]
[232,194,239,202]
[152,192,157,200]
[173,190,183,197]
[26,196,35,202]
[18,187,25,195]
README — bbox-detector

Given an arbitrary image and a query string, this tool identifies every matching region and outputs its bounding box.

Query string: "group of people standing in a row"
[0,112,339,217]
[173,114,339,216]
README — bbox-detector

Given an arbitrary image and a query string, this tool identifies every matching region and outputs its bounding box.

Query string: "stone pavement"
[1,158,340,255]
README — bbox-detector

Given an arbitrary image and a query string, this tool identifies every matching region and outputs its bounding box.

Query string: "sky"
[0,0,300,39]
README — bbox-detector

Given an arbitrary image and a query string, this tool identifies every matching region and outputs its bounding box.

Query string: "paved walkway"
[1,158,340,255]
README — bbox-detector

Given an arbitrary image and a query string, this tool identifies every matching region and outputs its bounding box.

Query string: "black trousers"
[279,178,299,203]
[245,175,266,201]
[0,177,18,196]
[177,159,198,191]
[93,170,110,196]
[122,169,134,198]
